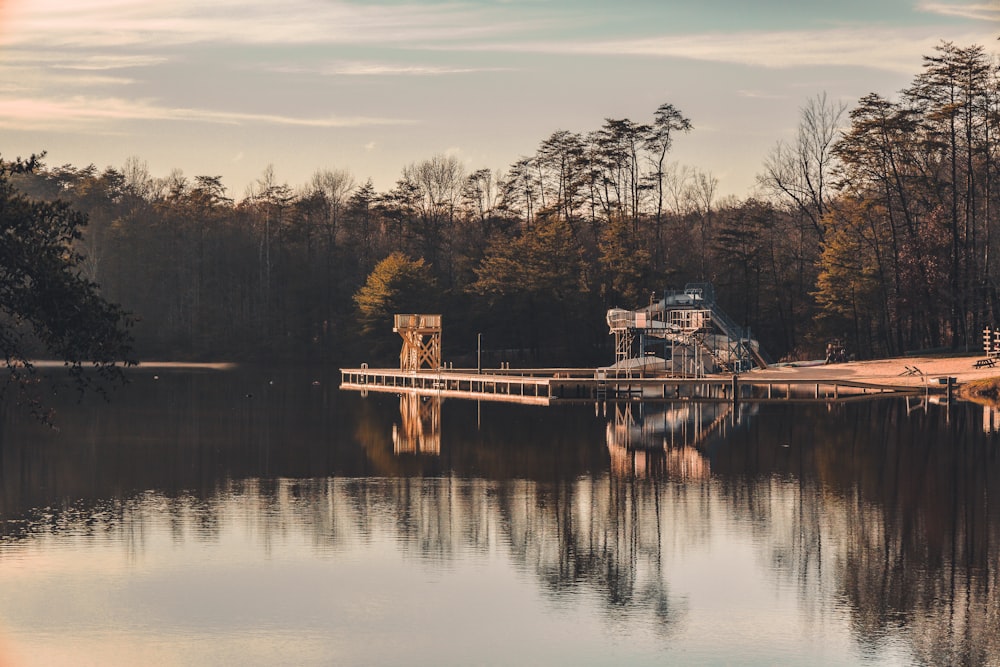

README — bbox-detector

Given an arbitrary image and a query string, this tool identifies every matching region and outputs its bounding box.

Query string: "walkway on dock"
[340,367,554,405]
[340,365,945,405]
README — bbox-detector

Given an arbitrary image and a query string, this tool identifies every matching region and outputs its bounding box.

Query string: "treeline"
[9,41,998,365]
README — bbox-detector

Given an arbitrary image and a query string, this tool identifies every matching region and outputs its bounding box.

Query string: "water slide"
[606,283,769,371]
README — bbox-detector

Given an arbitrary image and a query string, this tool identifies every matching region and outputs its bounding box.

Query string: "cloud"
[269,61,509,77]
[0,96,415,131]
[318,62,509,77]
[605,29,927,71]
[737,90,787,100]
[0,51,158,92]
[0,50,165,70]
[438,26,998,74]
[0,64,136,92]
[0,0,516,49]
[53,55,169,71]
[918,2,1000,21]
[14,2,987,80]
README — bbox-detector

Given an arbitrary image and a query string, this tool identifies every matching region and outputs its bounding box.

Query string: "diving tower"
[394,314,442,372]
[606,283,769,377]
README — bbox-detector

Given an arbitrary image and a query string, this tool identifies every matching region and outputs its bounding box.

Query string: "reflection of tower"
[393,394,441,455]
[606,402,718,480]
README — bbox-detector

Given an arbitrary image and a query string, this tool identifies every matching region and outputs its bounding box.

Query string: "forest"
[6,41,999,368]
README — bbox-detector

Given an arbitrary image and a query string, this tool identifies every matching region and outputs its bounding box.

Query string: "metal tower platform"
[606,283,768,377]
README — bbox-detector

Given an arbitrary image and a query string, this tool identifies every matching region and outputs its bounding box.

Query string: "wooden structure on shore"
[984,326,1000,359]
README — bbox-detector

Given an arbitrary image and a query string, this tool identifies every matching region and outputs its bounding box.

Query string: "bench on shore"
[974,358,996,369]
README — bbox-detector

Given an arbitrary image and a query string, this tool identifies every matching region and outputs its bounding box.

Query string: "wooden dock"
[340,367,940,405]
[340,367,555,404]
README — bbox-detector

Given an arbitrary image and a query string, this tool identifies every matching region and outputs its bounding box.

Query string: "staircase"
[703,298,770,370]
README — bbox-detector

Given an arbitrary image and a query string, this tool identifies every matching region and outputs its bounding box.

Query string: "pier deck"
[341,367,554,405]
[340,367,941,404]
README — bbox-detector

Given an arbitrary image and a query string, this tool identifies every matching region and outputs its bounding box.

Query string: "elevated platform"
[607,283,769,374]
[394,314,441,371]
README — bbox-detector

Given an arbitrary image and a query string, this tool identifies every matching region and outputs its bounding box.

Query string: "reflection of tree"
[711,401,1000,663]
[7,376,1000,660]
[511,475,687,628]
[0,473,686,633]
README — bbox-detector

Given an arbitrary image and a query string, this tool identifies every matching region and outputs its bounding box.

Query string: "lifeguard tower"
[394,314,442,371]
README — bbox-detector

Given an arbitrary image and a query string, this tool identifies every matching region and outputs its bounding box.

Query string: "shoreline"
[742,354,997,388]
[742,354,1000,406]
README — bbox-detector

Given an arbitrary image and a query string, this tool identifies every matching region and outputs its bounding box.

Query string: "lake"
[1,366,998,666]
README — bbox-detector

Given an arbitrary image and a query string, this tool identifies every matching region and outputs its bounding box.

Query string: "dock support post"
[731,375,738,404]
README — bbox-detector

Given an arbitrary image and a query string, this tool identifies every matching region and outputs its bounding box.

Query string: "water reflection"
[0,477,686,641]
[983,403,1000,433]
[605,402,745,480]
[1,371,1000,664]
[393,394,441,455]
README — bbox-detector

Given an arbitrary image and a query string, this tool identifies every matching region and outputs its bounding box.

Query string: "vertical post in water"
[731,374,739,405]
[477,333,482,374]
[947,376,953,424]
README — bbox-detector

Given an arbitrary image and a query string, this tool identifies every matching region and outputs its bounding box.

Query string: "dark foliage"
[1,154,134,419]
[4,41,995,369]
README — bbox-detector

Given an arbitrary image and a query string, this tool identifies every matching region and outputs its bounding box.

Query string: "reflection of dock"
[341,367,934,404]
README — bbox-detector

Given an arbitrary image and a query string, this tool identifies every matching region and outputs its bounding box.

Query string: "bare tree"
[245,165,293,333]
[663,162,695,215]
[400,154,466,283]
[308,167,356,248]
[758,92,847,242]
[122,155,156,203]
[689,169,718,279]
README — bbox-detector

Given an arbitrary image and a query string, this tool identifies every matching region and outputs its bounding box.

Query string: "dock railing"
[340,366,935,405]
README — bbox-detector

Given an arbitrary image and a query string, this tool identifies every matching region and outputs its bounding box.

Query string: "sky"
[0,0,997,200]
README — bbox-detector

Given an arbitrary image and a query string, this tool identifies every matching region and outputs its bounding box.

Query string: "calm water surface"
[1,367,998,666]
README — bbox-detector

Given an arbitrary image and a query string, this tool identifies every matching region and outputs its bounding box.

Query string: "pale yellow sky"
[0,0,995,198]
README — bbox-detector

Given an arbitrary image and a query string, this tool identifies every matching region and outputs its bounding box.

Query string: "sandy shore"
[744,354,998,387]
